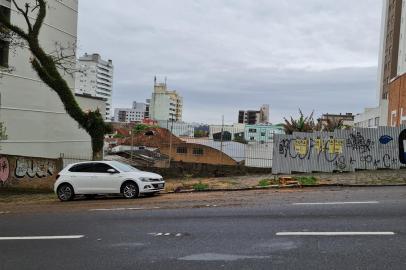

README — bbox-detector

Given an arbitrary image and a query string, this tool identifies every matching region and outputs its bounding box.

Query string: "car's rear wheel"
[122,182,139,199]
[57,184,74,202]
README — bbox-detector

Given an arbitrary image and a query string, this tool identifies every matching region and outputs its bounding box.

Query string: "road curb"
[166,183,406,194]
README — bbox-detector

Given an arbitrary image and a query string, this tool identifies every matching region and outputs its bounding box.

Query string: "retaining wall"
[0,154,62,190]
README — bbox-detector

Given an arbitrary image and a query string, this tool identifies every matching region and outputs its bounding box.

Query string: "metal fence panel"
[272,126,406,174]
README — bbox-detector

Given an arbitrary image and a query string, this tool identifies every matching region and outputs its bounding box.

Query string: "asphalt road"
[1,186,406,270]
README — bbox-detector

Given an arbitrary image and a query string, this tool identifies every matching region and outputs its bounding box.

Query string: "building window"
[176,147,187,154]
[375,117,380,126]
[192,148,204,156]
[248,129,257,133]
[250,137,255,141]
[261,132,266,136]
[0,5,11,68]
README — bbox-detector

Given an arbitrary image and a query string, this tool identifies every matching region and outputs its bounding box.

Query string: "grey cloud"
[77,0,383,124]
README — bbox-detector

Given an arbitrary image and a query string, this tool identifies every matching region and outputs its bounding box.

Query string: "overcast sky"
[77,0,383,125]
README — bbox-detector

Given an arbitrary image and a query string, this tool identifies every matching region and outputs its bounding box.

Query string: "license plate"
[158,183,164,188]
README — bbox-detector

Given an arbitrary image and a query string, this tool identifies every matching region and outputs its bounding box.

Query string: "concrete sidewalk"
[165,169,406,192]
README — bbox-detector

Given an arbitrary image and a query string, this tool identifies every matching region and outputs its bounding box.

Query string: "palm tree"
[283,110,318,135]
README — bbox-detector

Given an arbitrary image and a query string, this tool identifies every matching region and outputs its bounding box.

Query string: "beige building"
[0,0,103,159]
[150,78,183,122]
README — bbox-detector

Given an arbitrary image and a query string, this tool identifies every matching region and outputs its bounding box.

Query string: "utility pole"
[130,130,134,163]
[168,118,174,168]
[220,115,224,165]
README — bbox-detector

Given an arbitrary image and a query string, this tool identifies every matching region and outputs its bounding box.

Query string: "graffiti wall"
[272,127,406,174]
[0,155,61,190]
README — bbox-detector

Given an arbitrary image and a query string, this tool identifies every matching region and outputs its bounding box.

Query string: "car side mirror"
[107,169,118,174]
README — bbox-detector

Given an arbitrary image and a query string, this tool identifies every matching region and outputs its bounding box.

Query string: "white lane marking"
[89,206,161,212]
[292,201,379,205]
[0,211,10,215]
[89,208,128,211]
[149,232,183,237]
[0,235,85,240]
[276,232,395,236]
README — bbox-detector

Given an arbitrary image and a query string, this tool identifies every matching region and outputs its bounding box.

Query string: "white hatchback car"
[54,161,165,201]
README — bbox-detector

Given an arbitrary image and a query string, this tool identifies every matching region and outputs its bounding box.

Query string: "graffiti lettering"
[334,156,346,170]
[346,132,374,154]
[15,158,56,179]
[0,156,9,183]
[383,154,391,168]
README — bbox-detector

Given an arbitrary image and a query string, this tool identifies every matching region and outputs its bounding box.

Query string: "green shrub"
[258,179,271,187]
[296,176,317,186]
[193,182,209,191]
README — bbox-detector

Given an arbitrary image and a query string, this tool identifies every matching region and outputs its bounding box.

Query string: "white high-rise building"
[76,53,114,120]
[150,78,183,122]
[0,0,105,159]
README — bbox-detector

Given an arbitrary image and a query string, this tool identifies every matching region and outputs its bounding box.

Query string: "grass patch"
[258,179,271,187]
[258,178,280,187]
[296,176,317,186]
[192,182,209,191]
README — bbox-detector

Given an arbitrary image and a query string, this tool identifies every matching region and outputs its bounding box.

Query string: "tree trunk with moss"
[0,0,110,160]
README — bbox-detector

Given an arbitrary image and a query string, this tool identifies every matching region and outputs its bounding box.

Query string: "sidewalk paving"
[2,169,406,210]
[165,169,406,192]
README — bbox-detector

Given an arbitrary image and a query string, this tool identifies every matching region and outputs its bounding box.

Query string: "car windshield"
[110,161,140,172]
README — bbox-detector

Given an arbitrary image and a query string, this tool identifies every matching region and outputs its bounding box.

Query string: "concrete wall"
[272,127,406,174]
[0,1,94,160]
[0,154,62,190]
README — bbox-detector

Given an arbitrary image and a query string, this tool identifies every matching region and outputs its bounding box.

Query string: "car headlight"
[140,177,154,182]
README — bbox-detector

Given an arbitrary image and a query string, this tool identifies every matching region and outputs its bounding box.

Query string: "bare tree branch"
[11,0,33,33]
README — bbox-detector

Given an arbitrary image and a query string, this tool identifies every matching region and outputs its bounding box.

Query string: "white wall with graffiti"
[0,155,60,190]
[272,127,406,174]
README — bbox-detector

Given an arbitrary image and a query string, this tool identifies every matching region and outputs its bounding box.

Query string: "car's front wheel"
[57,184,75,202]
[122,182,139,199]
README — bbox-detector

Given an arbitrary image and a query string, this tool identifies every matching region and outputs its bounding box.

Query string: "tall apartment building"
[377,0,406,126]
[75,53,114,120]
[113,101,149,123]
[378,0,402,101]
[238,104,270,125]
[149,78,183,122]
[355,0,402,127]
[0,0,104,159]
